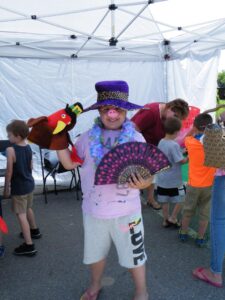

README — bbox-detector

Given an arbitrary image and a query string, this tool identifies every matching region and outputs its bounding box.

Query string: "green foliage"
[217,71,225,117]
[218,70,225,88]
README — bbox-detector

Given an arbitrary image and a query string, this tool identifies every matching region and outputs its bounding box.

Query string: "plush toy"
[0,217,8,234]
[27,103,83,164]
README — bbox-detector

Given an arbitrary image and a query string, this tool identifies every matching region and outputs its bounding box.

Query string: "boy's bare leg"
[27,208,37,229]
[86,259,106,294]
[17,213,32,244]
[129,265,148,300]
[198,220,208,238]
[162,203,169,225]
[169,203,181,223]
[181,215,191,232]
[147,185,161,209]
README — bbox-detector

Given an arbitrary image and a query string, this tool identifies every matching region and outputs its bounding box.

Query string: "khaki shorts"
[83,212,147,268]
[182,185,212,221]
[11,192,33,214]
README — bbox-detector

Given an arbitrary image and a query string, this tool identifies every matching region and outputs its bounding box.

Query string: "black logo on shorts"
[129,219,145,265]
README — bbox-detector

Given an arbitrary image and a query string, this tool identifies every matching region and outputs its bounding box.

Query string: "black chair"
[39,148,81,203]
[0,140,12,178]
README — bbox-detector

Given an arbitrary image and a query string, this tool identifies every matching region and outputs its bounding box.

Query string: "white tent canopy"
[0,0,224,180]
[0,0,224,60]
[0,0,223,132]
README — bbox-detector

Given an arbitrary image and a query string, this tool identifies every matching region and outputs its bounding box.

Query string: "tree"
[217,70,225,100]
[218,70,225,88]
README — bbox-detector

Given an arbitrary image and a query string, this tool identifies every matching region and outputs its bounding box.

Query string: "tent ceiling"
[0,0,224,60]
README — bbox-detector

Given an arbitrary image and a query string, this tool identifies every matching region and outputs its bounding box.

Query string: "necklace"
[100,135,119,150]
[89,117,136,167]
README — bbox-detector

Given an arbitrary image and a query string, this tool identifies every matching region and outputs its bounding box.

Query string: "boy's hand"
[128,173,153,189]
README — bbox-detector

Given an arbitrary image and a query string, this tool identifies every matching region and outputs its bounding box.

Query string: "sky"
[149,0,225,71]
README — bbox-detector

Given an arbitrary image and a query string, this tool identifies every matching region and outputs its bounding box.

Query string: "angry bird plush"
[27,102,83,164]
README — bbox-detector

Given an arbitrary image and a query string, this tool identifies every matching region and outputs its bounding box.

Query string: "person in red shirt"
[131,99,189,209]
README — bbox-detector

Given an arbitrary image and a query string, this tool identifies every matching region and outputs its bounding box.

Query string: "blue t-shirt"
[156,139,184,188]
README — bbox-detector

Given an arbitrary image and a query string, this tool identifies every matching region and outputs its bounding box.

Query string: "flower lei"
[89,117,136,166]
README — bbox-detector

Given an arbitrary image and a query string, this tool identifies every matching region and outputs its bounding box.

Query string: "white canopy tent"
[0,0,224,181]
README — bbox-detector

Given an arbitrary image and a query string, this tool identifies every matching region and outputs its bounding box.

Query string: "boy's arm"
[3,147,14,198]
[179,156,189,164]
[185,125,198,137]
[57,149,81,170]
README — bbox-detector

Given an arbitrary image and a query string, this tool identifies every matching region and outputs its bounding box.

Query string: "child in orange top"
[179,113,216,246]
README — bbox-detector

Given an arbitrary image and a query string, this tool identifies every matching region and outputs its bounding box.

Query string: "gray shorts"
[83,212,147,268]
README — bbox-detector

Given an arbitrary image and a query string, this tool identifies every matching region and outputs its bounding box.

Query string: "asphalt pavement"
[0,189,225,300]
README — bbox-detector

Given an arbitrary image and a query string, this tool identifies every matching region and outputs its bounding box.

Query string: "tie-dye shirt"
[75,129,145,219]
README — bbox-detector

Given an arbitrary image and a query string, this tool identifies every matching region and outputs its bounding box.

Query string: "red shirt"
[131,103,165,145]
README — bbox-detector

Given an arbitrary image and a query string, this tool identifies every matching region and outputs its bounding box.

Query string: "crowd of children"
[0,81,225,299]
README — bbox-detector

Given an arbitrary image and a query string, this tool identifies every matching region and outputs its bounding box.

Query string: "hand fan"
[0,217,8,234]
[95,142,171,185]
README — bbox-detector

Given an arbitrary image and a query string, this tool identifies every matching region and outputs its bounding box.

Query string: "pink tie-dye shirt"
[215,168,225,176]
[75,128,145,219]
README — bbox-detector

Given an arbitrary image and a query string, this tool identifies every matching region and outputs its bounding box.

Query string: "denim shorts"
[157,185,186,203]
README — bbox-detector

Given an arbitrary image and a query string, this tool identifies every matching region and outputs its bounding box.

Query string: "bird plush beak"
[53,120,67,135]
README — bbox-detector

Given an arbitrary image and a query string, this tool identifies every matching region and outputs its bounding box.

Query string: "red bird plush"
[0,217,8,234]
[27,102,83,164]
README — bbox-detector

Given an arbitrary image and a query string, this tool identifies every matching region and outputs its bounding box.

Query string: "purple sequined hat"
[83,80,144,112]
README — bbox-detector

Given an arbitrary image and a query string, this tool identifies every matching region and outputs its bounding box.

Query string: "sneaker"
[0,245,5,258]
[178,229,188,242]
[195,237,207,248]
[19,228,42,239]
[14,243,37,256]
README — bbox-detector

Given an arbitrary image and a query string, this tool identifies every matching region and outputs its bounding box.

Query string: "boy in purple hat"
[57,80,152,300]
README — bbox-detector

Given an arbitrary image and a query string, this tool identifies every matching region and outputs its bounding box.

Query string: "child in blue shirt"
[156,117,188,227]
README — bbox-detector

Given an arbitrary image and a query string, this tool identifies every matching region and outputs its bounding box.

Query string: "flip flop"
[192,267,223,288]
[162,220,172,228]
[147,202,162,210]
[80,289,102,300]
[167,220,181,228]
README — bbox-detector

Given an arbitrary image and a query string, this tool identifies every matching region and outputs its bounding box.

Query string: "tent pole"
[116,3,149,39]
[75,10,109,56]
[164,58,168,103]
[111,0,116,39]
[163,40,170,103]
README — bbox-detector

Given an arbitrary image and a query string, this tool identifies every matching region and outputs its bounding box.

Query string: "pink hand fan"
[95,142,171,185]
[0,217,8,234]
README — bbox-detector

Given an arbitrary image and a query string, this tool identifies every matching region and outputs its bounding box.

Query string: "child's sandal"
[162,220,171,228]
[167,219,181,228]
[80,289,101,300]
